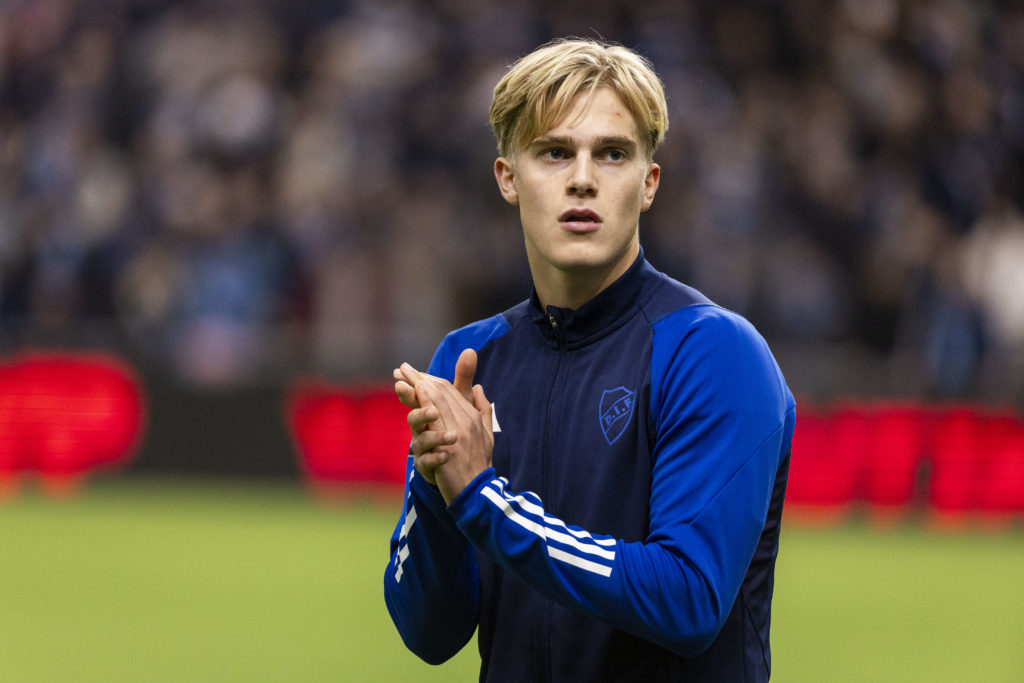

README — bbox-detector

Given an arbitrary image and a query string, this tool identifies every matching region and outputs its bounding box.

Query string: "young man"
[384,38,795,682]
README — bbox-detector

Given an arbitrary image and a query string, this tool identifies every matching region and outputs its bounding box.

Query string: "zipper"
[538,309,565,682]
[547,313,565,345]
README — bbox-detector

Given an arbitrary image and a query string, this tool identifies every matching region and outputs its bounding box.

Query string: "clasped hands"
[393,349,494,505]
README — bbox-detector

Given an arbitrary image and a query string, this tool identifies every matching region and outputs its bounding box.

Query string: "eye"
[541,147,569,161]
[602,148,626,162]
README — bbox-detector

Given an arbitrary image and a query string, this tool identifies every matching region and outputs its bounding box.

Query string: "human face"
[494,87,660,309]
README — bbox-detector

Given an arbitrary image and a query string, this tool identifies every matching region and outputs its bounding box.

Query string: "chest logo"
[599,386,635,445]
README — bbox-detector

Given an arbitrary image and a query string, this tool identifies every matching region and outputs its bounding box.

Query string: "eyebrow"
[530,135,639,152]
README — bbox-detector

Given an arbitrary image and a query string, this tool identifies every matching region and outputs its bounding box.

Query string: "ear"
[494,157,519,206]
[640,162,660,212]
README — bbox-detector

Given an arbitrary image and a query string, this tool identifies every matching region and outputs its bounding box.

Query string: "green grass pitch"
[1,477,1021,682]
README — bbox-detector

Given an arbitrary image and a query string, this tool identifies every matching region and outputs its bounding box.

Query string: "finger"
[399,362,426,387]
[407,405,440,431]
[452,348,478,401]
[411,428,457,457]
[394,380,419,409]
[401,363,446,411]
[414,450,449,472]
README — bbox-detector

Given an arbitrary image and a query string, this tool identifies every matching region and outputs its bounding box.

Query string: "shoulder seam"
[647,301,722,329]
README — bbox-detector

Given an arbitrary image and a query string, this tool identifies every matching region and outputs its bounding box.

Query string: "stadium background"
[1,0,1022,680]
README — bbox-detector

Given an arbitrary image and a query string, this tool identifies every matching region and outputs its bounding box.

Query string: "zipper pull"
[547,312,565,343]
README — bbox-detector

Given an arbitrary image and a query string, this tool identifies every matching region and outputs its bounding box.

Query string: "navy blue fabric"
[385,253,795,681]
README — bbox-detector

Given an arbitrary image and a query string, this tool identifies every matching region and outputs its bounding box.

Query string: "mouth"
[558,208,602,232]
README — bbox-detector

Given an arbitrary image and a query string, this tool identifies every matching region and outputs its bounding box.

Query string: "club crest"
[599,386,635,445]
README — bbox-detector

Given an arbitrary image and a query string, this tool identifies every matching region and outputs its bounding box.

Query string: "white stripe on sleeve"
[480,482,616,577]
[394,504,418,583]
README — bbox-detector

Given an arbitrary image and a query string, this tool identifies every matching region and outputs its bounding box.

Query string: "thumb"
[453,348,478,401]
[472,384,492,428]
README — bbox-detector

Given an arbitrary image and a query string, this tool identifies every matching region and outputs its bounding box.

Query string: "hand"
[396,350,493,503]
[394,347,477,408]
[414,378,493,505]
[393,349,479,486]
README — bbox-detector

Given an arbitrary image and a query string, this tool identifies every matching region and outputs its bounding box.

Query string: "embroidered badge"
[599,387,635,445]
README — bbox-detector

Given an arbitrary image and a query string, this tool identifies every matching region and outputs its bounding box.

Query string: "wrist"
[445,467,496,514]
[409,468,449,512]
[437,461,488,505]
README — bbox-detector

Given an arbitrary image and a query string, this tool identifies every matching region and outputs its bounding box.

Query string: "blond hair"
[489,38,668,160]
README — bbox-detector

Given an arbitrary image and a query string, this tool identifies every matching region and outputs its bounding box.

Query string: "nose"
[567,154,597,197]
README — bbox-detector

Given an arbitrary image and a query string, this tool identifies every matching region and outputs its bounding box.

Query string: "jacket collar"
[530,249,659,347]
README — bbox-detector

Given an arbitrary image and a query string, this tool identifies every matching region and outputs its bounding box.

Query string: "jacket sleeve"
[445,307,795,657]
[383,458,479,664]
[381,317,509,663]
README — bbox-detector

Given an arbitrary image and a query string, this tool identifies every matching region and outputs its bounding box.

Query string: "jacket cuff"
[409,470,454,521]
[447,466,497,522]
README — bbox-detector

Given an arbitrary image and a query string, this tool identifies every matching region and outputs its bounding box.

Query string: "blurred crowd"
[1,0,1022,404]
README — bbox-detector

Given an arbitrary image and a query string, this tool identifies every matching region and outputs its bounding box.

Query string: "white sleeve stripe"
[480,486,616,565]
[394,504,417,583]
[547,546,613,577]
[399,505,418,541]
[489,480,617,547]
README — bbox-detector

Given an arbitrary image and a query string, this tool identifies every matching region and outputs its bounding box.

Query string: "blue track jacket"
[384,253,796,682]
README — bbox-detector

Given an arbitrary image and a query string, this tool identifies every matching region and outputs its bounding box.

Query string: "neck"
[530,246,639,310]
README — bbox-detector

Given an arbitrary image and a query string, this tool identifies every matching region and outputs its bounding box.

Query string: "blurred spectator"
[0,0,1021,405]
[963,200,1024,399]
